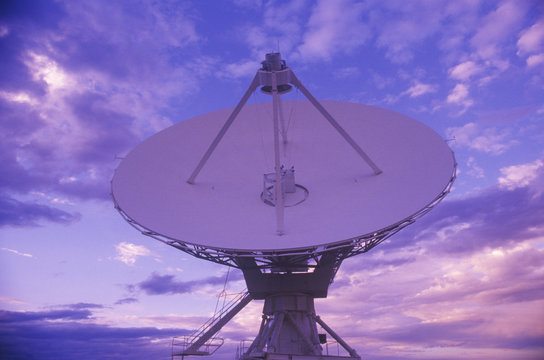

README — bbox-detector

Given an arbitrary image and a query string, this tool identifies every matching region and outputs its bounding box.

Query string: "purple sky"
[1,1,544,359]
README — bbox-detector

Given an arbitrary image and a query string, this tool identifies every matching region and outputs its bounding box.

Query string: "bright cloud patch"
[526,53,544,67]
[402,82,436,97]
[446,122,516,155]
[517,19,544,55]
[114,242,153,265]
[517,18,544,69]
[0,90,36,104]
[449,61,483,81]
[498,159,544,190]
[25,52,73,90]
[447,83,473,109]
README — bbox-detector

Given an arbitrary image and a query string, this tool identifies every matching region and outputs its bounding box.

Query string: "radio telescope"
[111,53,456,359]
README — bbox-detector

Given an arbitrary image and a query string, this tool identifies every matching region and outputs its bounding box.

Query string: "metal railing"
[172,336,223,358]
[171,291,252,358]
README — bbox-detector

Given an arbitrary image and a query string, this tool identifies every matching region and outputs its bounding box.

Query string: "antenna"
[185,53,382,235]
[111,53,456,360]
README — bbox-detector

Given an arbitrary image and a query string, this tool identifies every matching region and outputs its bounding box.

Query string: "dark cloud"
[0,309,189,360]
[64,303,104,310]
[139,273,228,295]
[0,0,65,95]
[0,92,124,228]
[0,194,80,227]
[363,184,544,257]
[421,186,544,255]
[0,0,204,229]
[0,309,91,323]
[0,33,42,95]
[0,90,139,202]
[0,57,139,229]
[0,101,47,194]
[138,271,243,295]
[115,297,138,305]
[0,1,149,227]
[67,92,139,164]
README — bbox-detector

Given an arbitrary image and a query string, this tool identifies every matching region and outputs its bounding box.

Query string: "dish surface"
[111,100,455,252]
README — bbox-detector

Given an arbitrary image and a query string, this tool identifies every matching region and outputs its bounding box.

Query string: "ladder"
[172,291,253,358]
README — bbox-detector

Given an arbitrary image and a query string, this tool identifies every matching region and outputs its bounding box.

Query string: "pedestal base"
[240,293,359,360]
[246,354,359,360]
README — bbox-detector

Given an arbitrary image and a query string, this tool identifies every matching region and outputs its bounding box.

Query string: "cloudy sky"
[1,0,544,359]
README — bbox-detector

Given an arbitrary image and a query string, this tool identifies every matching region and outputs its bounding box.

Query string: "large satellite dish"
[111,53,456,360]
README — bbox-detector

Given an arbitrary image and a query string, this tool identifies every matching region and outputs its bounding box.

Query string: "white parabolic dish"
[111,100,455,252]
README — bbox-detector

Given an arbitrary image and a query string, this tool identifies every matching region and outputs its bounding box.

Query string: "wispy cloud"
[226,0,307,74]
[1,247,34,258]
[449,60,484,81]
[296,0,368,61]
[402,82,437,98]
[0,195,80,228]
[373,1,445,63]
[466,156,485,179]
[446,122,517,155]
[517,18,544,56]
[470,0,528,67]
[0,296,25,305]
[446,83,473,111]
